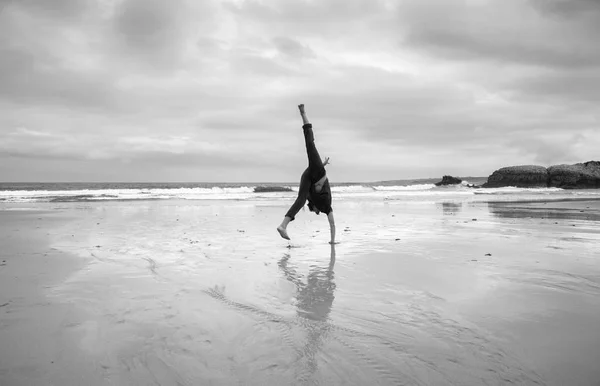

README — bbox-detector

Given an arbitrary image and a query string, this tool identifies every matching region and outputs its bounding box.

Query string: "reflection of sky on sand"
[488,199,600,222]
[33,196,600,385]
[438,201,463,215]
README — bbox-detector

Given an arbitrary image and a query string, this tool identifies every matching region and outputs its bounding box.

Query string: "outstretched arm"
[327,211,337,244]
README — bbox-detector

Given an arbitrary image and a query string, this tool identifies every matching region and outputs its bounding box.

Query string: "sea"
[2,177,600,204]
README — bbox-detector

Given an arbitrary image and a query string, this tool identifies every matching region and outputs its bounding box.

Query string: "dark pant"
[303,123,326,182]
[285,124,325,220]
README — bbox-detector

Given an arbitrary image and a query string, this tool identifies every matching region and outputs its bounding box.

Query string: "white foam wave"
[331,185,376,193]
[0,187,258,203]
[2,184,595,203]
[473,186,564,194]
[373,184,436,191]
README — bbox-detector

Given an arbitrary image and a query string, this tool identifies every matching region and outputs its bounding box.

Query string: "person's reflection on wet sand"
[278,244,336,379]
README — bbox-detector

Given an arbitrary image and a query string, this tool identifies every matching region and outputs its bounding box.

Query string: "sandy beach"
[1,197,600,386]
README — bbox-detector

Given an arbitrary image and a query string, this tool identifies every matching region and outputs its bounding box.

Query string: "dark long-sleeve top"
[285,168,332,221]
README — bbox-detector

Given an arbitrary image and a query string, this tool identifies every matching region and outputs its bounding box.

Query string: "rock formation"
[482,165,549,188]
[482,161,600,189]
[254,186,293,193]
[435,175,462,186]
[548,161,600,189]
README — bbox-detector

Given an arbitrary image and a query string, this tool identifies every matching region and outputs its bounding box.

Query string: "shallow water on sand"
[10,198,600,385]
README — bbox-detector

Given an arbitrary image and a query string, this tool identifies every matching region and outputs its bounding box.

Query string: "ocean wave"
[49,194,119,202]
[331,185,376,193]
[0,184,436,202]
[1,184,595,203]
[373,184,436,191]
[473,187,564,194]
[0,187,258,203]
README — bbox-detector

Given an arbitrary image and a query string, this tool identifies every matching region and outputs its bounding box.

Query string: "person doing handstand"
[277,104,336,244]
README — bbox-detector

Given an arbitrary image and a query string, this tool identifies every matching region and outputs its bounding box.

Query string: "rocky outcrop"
[254,186,293,193]
[482,165,549,188]
[435,175,462,186]
[548,161,600,189]
[482,161,600,189]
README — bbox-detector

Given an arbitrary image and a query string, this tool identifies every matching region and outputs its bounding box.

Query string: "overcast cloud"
[0,0,598,182]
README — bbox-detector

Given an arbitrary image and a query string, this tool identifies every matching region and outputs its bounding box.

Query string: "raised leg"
[298,104,325,181]
[277,104,326,240]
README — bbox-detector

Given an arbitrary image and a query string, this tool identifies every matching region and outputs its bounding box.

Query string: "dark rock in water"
[482,165,548,188]
[435,175,462,186]
[254,186,293,193]
[547,161,600,189]
[482,161,600,189]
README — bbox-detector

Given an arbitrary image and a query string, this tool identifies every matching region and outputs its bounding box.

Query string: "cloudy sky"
[0,0,598,183]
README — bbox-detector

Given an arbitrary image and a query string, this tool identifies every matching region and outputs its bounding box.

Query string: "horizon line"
[0,176,489,185]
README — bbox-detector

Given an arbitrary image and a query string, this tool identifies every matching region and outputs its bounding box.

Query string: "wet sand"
[1,198,599,385]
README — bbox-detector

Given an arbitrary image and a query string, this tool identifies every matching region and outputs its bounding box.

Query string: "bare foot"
[277,226,290,240]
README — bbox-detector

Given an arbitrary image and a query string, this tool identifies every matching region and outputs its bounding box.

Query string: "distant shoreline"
[0,177,490,186]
